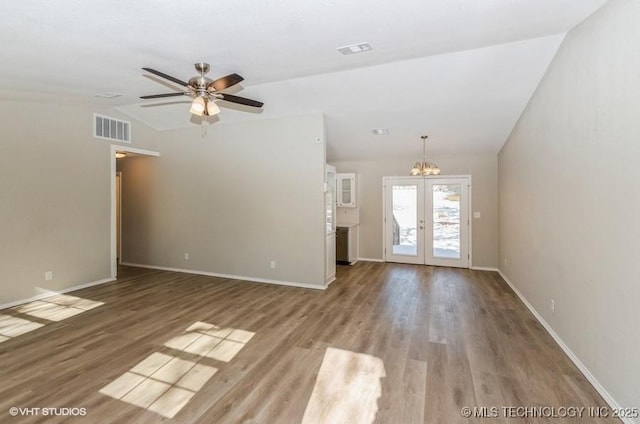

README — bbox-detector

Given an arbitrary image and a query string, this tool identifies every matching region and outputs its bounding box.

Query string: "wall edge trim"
[120,262,327,291]
[497,269,632,423]
[470,266,499,271]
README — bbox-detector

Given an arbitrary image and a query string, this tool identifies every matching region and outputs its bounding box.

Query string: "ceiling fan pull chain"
[201,119,207,138]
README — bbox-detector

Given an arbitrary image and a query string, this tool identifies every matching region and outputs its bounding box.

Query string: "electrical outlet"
[504,258,508,267]
[270,260,276,269]
[184,253,189,260]
[551,299,555,314]
[45,271,53,281]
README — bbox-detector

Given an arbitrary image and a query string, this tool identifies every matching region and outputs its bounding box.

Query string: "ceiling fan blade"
[209,73,244,91]
[140,92,187,99]
[142,67,189,87]
[219,93,263,108]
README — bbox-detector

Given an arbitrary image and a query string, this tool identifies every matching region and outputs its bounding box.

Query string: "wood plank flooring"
[0,263,620,423]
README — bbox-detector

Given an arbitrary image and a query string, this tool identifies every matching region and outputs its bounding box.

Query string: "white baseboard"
[358,257,384,263]
[497,269,634,424]
[470,266,499,271]
[0,277,115,311]
[325,276,337,287]
[120,262,327,291]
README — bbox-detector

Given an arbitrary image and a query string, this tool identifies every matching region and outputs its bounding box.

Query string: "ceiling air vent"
[337,42,372,55]
[94,114,131,143]
[371,128,390,135]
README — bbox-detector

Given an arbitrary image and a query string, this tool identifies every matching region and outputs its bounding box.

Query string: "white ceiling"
[0,0,607,161]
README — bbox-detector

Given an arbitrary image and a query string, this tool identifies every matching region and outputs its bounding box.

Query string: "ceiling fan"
[140,63,264,117]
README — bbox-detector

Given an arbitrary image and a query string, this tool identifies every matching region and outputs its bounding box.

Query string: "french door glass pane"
[392,185,418,256]
[432,184,461,259]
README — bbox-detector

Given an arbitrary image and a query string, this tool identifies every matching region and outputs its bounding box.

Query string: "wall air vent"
[94,114,131,143]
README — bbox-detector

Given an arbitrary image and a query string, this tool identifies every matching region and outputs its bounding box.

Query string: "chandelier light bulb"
[410,135,441,177]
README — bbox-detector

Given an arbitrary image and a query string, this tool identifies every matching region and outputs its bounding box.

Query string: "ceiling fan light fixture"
[141,64,263,118]
[190,96,206,115]
[206,99,220,116]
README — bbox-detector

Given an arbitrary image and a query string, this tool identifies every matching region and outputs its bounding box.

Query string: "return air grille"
[94,114,131,143]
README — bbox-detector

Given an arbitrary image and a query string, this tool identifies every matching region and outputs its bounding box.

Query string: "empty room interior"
[1,1,639,423]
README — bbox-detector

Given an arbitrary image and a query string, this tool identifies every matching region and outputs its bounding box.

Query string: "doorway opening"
[383,176,471,268]
[110,145,160,278]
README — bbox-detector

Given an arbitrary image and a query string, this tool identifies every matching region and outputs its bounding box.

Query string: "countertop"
[336,223,359,228]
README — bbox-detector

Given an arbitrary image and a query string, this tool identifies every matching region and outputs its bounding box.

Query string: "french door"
[383,176,470,268]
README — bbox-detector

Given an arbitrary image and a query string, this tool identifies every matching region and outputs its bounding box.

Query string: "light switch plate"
[473,211,481,219]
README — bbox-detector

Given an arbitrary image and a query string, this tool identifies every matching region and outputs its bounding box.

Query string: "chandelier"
[410,135,440,176]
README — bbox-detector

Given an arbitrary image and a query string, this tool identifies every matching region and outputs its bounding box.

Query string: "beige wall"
[332,154,498,268]
[119,114,327,287]
[0,101,152,305]
[0,101,327,306]
[499,0,640,412]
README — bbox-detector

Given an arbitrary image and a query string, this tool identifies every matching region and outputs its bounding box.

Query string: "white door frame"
[110,145,160,278]
[424,177,470,267]
[382,175,472,268]
[383,177,425,264]
[325,164,337,285]
[116,171,122,263]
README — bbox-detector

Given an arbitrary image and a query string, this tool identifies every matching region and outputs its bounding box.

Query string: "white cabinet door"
[336,173,356,207]
[326,233,336,283]
[325,165,336,284]
[348,225,359,264]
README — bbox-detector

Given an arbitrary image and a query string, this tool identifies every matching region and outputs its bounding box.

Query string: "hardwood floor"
[0,263,620,423]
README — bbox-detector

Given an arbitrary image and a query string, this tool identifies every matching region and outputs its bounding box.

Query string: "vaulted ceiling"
[0,0,607,160]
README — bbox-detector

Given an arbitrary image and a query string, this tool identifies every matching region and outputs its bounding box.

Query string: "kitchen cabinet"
[336,224,359,265]
[336,173,356,207]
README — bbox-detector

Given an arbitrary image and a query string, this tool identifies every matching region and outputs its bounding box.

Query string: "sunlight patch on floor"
[0,314,45,343]
[100,352,218,418]
[164,321,254,362]
[13,294,104,321]
[100,321,254,419]
[302,347,386,424]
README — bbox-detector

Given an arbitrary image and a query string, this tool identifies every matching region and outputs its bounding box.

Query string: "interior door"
[384,176,470,268]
